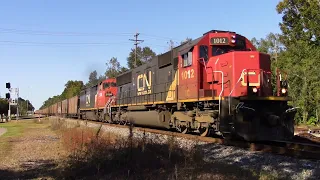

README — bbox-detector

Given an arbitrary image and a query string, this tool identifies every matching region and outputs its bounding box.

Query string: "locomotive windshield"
[212,38,246,56]
[103,82,116,89]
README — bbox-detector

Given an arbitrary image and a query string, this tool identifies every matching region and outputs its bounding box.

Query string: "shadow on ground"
[1,119,319,180]
[0,159,59,180]
[0,139,319,180]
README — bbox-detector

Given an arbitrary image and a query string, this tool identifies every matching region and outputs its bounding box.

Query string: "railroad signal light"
[6,82,10,89]
[5,93,10,99]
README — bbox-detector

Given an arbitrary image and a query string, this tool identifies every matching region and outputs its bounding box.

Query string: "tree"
[98,75,106,82]
[278,41,320,123]
[105,57,128,78]
[251,33,284,56]
[85,70,99,88]
[275,0,320,124]
[0,97,35,115]
[127,46,156,69]
[0,98,9,115]
[39,80,84,110]
[276,0,320,46]
[251,33,285,95]
[61,80,84,99]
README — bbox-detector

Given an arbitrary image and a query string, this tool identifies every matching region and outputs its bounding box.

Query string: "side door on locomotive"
[177,41,201,102]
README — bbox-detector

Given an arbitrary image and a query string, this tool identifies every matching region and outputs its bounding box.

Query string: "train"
[35,29,298,141]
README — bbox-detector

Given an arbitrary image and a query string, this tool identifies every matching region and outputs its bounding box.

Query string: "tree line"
[251,0,320,125]
[39,46,157,110]
[0,97,35,116]
[39,0,320,125]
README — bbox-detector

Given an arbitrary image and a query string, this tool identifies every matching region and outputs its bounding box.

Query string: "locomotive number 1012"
[181,69,195,80]
[210,37,229,45]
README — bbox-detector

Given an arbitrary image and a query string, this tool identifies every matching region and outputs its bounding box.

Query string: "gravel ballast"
[56,117,320,180]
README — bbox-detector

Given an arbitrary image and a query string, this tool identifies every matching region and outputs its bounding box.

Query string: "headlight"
[281,88,287,94]
[252,87,258,93]
[106,92,113,96]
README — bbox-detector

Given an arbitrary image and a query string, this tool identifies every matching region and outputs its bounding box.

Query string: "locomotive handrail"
[228,69,248,114]
[228,68,269,114]
[212,71,224,120]
[199,58,207,70]
[104,95,115,115]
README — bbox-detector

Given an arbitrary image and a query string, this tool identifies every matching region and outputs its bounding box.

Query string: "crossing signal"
[6,82,11,89]
[5,93,10,99]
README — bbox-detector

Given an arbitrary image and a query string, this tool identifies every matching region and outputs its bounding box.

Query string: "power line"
[0,28,182,41]
[0,28,133,37]
[129,32,144,68]
[140,33,181,41]
[0,40,132,46]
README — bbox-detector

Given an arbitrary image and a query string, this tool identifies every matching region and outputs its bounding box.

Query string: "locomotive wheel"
[199,127,210,137]
[181,125,189,134]
[177,125,189,134]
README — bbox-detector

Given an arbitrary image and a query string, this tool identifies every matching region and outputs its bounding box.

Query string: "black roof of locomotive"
[115,29,240,85]
[114,35,204,86]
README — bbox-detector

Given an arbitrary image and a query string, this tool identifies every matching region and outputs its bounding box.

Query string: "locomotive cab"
[198,30,290,99]
[180,30,296,141]
[96,78,117,108]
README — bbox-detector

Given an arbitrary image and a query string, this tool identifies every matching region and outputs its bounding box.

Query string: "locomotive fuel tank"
[120,110,171,129]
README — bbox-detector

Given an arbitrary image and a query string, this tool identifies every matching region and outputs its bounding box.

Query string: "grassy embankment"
[50,118,280,180]
[0,120,42,159]
[0,118,280,179]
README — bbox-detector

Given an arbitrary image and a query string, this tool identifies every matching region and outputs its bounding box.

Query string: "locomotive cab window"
[103,83,110,89]
[199,45,208,61]
[211,38,246,56]
[182,51,192,67]
[212,44,247,56]
[110,82,116,87]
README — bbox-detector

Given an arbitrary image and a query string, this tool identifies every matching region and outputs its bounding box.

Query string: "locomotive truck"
[35,29,297,141]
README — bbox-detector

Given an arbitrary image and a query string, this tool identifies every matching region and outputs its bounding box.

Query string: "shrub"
[58,125,205,179]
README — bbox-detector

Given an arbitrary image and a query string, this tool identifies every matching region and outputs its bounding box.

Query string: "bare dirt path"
[0,128,7,137]
[0,120,69,179]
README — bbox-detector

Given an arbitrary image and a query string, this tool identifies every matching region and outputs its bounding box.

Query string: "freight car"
[35,29,298,142]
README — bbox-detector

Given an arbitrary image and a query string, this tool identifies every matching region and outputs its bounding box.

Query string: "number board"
[235,39,245,47]
[210,37,229,45]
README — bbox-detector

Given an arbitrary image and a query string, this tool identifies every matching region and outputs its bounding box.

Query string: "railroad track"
[49,116,320,160]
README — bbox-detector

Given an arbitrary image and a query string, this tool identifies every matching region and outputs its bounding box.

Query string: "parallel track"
[52,116,320,161]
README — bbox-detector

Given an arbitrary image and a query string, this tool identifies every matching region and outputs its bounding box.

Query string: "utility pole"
[129,32,144,68]
[167,40,175,51]
[5,83,19,121]
[16,87,19,120]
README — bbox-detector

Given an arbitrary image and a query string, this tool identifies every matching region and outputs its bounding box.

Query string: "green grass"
[0,119,50,159]
[0,121,30,138]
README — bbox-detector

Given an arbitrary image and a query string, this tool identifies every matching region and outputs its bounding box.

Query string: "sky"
[0,0,283,110]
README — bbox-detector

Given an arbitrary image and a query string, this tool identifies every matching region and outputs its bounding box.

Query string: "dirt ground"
[0,120,69,179]
[0,128,7,137]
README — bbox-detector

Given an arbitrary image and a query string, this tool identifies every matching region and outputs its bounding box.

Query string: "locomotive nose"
[267,114,280,126]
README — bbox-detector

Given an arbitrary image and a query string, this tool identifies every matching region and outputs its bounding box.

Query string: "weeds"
[50,119,279,180]
[50,119,206,179]
[49,117,66,131]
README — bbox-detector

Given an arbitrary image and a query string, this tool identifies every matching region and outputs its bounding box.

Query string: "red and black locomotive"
[36,30,297,141]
